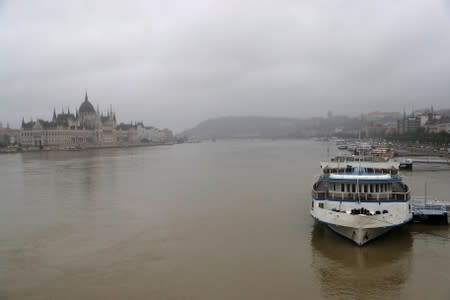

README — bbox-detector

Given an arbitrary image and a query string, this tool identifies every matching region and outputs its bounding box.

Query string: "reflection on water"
[311,224,413,300]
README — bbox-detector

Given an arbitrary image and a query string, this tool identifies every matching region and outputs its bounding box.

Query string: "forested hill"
[180,116,360,140]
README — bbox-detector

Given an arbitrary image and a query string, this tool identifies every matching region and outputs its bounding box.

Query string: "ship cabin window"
[318,203,324,209]
[375,184,379,193]
[341,184,345,192]
[352,184,356,193]
[364,184,368,193]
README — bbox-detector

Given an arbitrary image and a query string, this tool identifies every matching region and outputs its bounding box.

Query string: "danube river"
[0,140,449,300]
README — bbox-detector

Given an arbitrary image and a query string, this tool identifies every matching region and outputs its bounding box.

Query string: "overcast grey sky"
[1,0,450,131]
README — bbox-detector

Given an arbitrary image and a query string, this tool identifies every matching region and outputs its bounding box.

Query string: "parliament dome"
[79,91,96,114]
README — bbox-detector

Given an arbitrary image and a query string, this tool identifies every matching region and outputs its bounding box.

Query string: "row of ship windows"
[329,183,391,193]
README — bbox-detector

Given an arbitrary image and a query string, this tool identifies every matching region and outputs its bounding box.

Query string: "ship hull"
[327,224,391,246]
[311,205,412,246]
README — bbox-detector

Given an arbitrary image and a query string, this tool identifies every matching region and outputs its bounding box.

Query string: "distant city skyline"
[1,0,450,132]
[1,93,449,133]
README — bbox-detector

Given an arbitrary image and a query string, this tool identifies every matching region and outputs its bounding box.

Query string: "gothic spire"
[85,89,88,102]
[53,107,56,121]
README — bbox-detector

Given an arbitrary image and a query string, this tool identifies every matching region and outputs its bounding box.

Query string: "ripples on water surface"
[0,140,449,300]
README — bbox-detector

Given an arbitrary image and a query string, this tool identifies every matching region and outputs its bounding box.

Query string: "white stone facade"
[19,93,173,149]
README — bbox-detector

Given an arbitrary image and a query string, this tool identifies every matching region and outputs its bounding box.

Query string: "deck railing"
[311,190,410,201]
[320,174,401,180]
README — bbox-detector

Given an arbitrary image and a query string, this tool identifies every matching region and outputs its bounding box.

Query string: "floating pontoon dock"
[411,198,449,225]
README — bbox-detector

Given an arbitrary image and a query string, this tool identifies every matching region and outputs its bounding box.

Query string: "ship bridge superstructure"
[313,161,410,202]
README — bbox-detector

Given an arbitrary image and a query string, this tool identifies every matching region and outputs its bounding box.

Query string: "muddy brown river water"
[0,140,449,299]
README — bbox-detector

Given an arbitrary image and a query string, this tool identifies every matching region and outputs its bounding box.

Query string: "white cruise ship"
[311,156,412,246]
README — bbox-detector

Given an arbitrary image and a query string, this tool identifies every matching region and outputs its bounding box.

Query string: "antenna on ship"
[357,147,362,205]
[424,181,428,205]
[357,173,361,205]
[327,145,330,161]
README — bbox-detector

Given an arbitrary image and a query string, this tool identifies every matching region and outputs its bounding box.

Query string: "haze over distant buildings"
[16,92,174,150]
[1,0,450,131]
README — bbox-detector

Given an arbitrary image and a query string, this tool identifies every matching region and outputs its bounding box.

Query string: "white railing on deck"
[312,190,410,201]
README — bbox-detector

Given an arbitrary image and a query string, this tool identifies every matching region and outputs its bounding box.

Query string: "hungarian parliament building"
[20,92,173,149]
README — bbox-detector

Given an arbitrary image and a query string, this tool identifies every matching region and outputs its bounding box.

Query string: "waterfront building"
[0,124,19,147]
[396,107,445,135]
[425,122,450,134]
[397,112,421,134]
[361,112,401,137]
[19,92,173,149]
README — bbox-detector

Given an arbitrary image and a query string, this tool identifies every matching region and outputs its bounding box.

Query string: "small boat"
[372,147,395,159]
[311,155,412,245]
[353,142,372,156]
[399,159,413,170]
